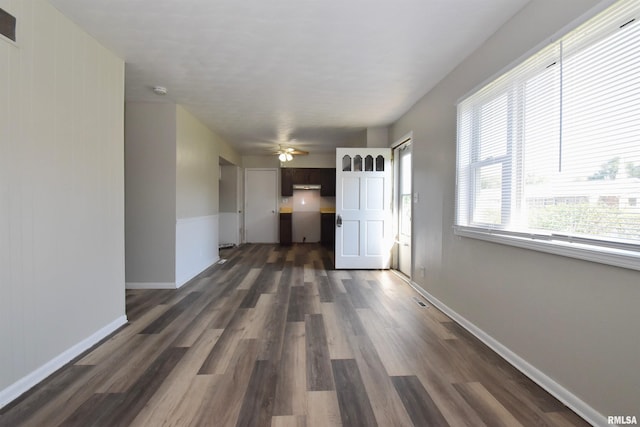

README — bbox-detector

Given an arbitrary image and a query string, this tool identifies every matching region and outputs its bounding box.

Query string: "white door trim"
[391,131,413,149]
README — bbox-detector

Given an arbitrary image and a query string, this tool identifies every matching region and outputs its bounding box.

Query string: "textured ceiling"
[49,0,529,155]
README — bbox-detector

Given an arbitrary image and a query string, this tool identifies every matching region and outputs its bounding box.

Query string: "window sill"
[453,226,640,272]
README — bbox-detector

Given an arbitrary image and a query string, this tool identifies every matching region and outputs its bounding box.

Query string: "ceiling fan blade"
[272,144,309,156]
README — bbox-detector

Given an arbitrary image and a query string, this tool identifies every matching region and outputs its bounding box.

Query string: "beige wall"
[125,103,176,284]
[217,138,242,167]
[242,155,281,169]
[175,105,242,219]
[366,126,389,148]
[391,0,639,422]
[343,129,367,147]
[281,153,336,169]
[0,0,125,400]
[176,106,220,218]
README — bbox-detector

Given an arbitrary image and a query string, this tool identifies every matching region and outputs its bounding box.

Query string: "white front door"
[335,148,392,269]
[245,168,278,243]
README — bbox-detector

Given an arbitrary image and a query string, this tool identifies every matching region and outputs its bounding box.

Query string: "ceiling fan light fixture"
[275,144,306,161]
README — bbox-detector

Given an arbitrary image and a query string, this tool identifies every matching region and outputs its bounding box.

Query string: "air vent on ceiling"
[0,8,16,42]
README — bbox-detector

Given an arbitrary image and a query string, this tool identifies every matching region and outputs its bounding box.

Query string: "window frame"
[466,89,517,229]
[454,0,640,272]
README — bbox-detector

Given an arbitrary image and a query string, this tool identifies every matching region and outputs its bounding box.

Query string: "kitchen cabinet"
[292,168,320,185]
[281,168,336,196]
[279,212,292,245]
[320,212,335,248]
[281,168,294,196]
[320,168,336,197]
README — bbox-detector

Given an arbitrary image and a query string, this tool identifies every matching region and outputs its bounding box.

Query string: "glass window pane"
[342,155,352,171]
[354,155,363,171]
[479,93,508,160]
[365,155,374,171]
[525,19,640,242]
[473,164,502,225]
[456,0,640,252]
[401,194,411,237]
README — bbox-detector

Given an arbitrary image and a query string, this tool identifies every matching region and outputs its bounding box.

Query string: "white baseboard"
[408,281,606,427]
[0,315,128,409]
[126,282,176,289]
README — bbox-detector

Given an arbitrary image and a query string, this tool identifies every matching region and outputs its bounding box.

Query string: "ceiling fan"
[275,145,309,162]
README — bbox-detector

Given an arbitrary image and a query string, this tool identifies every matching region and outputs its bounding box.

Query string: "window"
[455,0,640,270]
[342,155,352,171]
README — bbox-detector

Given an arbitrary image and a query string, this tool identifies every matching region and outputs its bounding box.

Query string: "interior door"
[396,142,412,276]
[245,168,278,243]
[335,148,392,269]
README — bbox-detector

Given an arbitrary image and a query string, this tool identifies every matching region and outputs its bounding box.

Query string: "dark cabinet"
[280,213,292,245]
[292,168,321,185]
[281,167,336,197]
[320,168,336,197]
[281,169,294,196]
[321,213,335,248]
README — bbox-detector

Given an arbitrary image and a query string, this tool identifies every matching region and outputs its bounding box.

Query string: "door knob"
[336,214,342,228]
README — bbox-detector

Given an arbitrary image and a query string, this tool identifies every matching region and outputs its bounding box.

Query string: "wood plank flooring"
[0,244,591,427]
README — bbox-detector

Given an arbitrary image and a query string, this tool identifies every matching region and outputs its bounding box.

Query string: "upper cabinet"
[281,168,336,197]
[281,168,294,196]
[320,168,336,197]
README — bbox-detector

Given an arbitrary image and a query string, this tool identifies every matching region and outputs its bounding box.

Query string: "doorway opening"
[393,137,412,278]
[219,157,242,248]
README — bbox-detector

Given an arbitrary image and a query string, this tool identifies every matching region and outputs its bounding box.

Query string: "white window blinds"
[456,0,640,258]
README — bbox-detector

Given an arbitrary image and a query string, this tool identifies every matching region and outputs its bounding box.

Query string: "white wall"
[292,190,321,243]
[175,106,237,286]
[391,0,640,423]
[0,0,125,405]
[125,103,176,286]
[175,215,219,286]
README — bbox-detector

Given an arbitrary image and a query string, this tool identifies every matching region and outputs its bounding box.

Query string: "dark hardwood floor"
[0,244,591,426]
